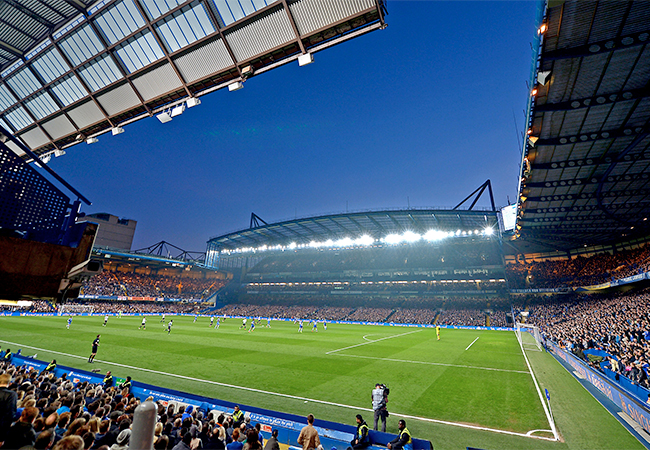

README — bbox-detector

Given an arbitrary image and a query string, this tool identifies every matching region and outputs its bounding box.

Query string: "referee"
[88,335,100,363]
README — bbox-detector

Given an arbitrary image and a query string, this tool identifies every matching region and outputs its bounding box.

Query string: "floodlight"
[111,127,124,135]
[75,134,84,141]
[528,136,539,146]
[355,235,374,246]
[86,137,98,144]
[229,81,243,92]
[288,242,297,249]
[538,23,548,35]
[298,53,314,66]
[384,234,402,245]
[171,104,185,117]
[241,65,254,77]
[40,154,51,164]
[157,112,172,123]
[54,149,66,157]
[484,227,494,236]
[537,70,551,85]
[186,97,201,108]
[403,231,421,242]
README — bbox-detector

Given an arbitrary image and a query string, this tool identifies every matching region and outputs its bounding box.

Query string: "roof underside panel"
[518,0,650,252]
[0,0,385,154]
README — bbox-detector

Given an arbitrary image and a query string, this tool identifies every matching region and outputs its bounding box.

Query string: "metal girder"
[49,36,115,129]
[530,152,650,170]
[4,0,55,28]
[533,86,650,112]
[525,187,650,203]
[131,0,192,98]
[281,0,305,55]
[0,78,59,150]
[199,0,242,79]
[542,28,646,62]
[86,19,152,116]
[0,40,23,58]
[366,214,387,235]
[534,125,646,147]
[60,0,88,16]
[525,171,648,188]
[0,17,40,41]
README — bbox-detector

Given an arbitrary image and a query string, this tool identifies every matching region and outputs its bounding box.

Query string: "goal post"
[516,322,543,352]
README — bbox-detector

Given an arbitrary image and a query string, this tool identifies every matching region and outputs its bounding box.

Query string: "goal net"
[516,322,543,351]
[58,304,95,315]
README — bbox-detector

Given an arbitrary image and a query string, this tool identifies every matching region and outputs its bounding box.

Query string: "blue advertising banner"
[550,342,650,432]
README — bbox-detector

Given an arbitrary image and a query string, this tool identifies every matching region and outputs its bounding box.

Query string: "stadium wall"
[9,354,432,450]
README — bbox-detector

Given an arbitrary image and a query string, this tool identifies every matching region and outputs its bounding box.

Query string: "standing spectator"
[262,429,279,450]
[297,414,320,450]
[4,406,39,448]
[0,372,17,446]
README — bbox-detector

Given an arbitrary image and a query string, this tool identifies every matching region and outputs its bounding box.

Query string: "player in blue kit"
[66,317,72,329]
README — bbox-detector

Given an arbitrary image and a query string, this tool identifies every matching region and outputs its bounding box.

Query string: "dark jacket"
[4,421,36,449]
[263,436,280,450]
[0,387,17,441]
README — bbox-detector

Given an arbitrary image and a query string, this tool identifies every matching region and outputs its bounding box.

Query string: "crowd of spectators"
[507,244,650,289]
[0,300,54,314]
[0,360,273,450]
[81,272,225,301]
[525,292,650,390]
[61,300,204,315]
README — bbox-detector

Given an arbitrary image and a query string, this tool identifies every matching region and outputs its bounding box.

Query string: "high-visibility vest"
[232,410,244,422]
[45,362,56,371]
[399,427,412,445]
[104,375,113,386]
[357,423,369,441]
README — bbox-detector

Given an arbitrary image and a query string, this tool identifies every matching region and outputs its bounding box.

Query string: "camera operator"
[371,383,389,432]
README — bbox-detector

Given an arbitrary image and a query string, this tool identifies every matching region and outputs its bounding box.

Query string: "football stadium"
[1,0,650,450]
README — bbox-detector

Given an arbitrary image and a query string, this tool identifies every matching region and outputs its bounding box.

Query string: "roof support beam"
[131,0,192,98]
[542,28,647,61]
[534,86,650,112]
[49,35,115,129]
[85,19,152,116]
[0,40,23,58]
[200,0,242,79]
[60,0,88,16]
[280,0,305,54]
[4,0,54,28]
[534,125,646,147]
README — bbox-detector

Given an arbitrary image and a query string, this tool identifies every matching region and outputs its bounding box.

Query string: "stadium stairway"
[10,354,433,450]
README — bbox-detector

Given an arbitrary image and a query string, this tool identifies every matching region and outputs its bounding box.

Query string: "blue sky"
[47,1,539,252]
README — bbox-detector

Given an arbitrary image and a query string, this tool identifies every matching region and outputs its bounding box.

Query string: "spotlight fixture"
[538,23,548,35]
[241,65,254,78]
[537,70,552,85]
[171,104,185,117]
[40,153,52,163]
[157,111,172,123]
[86,137,98,144]
[75,134,84,141]
[298,53,314,66]
[111,127,124,135]
[528,136,539,146]
[54,149,66,157]
[186,97,201,108]
[228,81,243,92]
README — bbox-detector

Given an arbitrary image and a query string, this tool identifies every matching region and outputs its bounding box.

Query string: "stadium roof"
[207,208,500,251]
[0,0,386,159]
[517,0,650,251]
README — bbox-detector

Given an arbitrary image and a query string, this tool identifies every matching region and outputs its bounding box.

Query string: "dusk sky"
[45,1,539,252]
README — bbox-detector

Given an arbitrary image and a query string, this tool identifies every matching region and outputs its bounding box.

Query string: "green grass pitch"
[0,314,644,450]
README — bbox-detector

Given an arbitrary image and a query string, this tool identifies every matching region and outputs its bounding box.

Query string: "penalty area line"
[326,329,422,354]
[465,337,479,351]
[0,339,552,441]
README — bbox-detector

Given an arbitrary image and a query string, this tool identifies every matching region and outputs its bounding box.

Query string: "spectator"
[0,372,17,446]
[297,414,320,450]
[5,406,39,448]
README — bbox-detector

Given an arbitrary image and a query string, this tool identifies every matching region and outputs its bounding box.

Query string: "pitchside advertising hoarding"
[550,342,650,432]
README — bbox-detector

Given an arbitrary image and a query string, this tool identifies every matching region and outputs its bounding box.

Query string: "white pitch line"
[325,329,422,354]
[465,337,480,351]
[515,333,560,441]
[331,353,530,374]
[362,335,374,342]
[0,338,552,441]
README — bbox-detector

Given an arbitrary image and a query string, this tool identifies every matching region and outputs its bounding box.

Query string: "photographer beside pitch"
[371,383,389,432]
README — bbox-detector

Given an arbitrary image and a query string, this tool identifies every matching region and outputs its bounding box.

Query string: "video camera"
[377,383,390,398]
